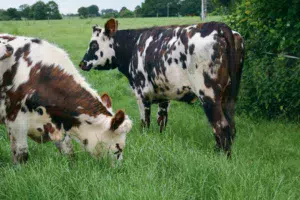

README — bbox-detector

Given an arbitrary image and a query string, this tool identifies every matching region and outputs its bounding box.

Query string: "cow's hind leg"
[202,96,233,157]
[137,97,151,128]
[157,101,170,133]
[222,84,236,142]
[6,114,29,164]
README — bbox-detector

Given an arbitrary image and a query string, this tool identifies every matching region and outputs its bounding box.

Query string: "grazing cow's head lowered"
[79,19,118,71]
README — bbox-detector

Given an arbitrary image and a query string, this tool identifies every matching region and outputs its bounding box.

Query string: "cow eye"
[93,43,98,49]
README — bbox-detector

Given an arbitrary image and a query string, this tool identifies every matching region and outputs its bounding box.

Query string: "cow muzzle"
[79,61,92,71]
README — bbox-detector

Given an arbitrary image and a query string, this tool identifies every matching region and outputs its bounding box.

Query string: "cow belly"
[151,66,197,102]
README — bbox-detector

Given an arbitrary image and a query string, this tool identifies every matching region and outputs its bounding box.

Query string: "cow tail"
[220,24,237,100]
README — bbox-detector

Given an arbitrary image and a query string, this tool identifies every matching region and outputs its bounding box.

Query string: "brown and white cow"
[0,34,132,164]
[79,19,245,156]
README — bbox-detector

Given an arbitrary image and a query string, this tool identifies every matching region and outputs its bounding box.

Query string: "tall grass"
[0,17,299,200]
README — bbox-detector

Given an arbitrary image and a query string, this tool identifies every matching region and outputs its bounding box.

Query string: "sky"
[0,0,144,14]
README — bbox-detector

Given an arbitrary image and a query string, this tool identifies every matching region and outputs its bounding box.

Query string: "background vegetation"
[226,0,300,120]
[0,17,299,200]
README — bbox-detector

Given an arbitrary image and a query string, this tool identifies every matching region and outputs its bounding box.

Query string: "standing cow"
[79,19,244,156]
[0,34,132,164]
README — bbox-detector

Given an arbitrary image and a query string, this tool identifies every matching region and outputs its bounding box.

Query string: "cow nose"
[79,61,86,69]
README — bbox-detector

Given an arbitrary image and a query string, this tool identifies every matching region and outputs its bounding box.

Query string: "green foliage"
[0,1,62,21]
[46,1,62,20]
[31,1,48,20]
[101,9,119,18]
[119,7,134,18]
[88,5,100,17]
[78,7,89,19]
[19,4,31,19]
[226,0,300,120]
[6,8,21,20]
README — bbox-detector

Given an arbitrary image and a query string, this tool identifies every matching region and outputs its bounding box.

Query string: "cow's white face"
[79,19,118,71]
[73,93,132,161]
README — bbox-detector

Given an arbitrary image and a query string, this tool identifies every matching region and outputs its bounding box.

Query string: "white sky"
[0,0,144,14]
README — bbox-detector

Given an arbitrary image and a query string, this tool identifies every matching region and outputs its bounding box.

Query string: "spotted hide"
[79,19,245,156]
[0,34,132,164]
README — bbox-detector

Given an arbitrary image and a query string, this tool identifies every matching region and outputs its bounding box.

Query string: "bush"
[226,0,300,120]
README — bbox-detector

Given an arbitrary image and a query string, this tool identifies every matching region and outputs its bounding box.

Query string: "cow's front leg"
[137,98,151,128]
[157,101,170,133]
[55,134,74,157]
[7,114,29,164]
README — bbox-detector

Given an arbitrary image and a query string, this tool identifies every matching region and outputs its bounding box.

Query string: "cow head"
[79,19,118,71]
[75,93,132,161]
[0,44,14,61]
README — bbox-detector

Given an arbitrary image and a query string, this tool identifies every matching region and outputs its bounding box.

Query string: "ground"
[0,17,299,200]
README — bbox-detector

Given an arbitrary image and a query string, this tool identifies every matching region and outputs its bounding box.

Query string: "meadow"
[0,17,299,199]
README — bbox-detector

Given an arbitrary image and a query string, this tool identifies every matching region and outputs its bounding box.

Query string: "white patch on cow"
[71,113,132,159]
[186,31,218,99]
[0,43,7,58]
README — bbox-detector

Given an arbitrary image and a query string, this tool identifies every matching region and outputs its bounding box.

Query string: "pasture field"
[0,17,299,200]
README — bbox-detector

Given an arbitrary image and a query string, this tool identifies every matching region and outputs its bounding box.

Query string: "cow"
[0,34,132,164]
[79,19,245,156]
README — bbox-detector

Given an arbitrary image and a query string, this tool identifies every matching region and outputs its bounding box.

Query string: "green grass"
[0,17,299,200]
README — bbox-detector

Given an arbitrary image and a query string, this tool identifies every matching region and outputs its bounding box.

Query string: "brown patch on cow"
[4,62,112,131]
[0,35,16,41]
[44,123,55,134]
[110,110,125,131]
[14,43,32,67]
[0,44,14,61]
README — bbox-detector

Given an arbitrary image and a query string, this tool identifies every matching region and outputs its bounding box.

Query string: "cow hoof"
[14,152,29,164]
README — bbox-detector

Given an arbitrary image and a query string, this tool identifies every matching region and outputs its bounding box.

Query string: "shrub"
[226,0,300,120]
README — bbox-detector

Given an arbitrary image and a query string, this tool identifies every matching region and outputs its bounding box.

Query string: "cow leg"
[222,84,236,142]
[202,97,233,157]
[55,134,74,157]
[157,101,170,133]
[137,98,151,128]
[6,114,29,164]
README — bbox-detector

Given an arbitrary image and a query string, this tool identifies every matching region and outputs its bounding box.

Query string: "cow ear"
[110,110,125,131]
[0,44,14,61]
[105,18,118,37]
[92,24,99,33]
[101,93,112,108]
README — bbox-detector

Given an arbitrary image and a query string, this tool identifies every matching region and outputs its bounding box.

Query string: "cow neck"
[113,29,146,78]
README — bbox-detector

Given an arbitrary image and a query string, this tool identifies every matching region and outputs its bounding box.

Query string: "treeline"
[0,1,62,21]
[77,6,135,18]
[77,0,235,18]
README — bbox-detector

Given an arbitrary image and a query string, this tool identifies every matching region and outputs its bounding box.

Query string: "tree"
[134,5,142,17]
[141,0,180,17]
[119,7,134,18]
[78,7,88,18]
[46,1,62,19]
[6,8,21,20]
[101,9,119,18]
[19,4,31,19]
[31,1,47,20]
[0,9,10,21]
[88,5,99,17]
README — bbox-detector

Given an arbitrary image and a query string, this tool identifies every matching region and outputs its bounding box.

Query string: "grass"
[0,17,299,199]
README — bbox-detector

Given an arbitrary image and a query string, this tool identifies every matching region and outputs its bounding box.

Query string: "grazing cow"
[0,34,132,163]
[79,19,245,156]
